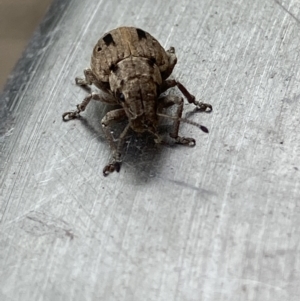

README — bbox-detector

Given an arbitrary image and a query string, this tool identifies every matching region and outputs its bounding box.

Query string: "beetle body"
[91,27,173,83]
[63,27,212,176]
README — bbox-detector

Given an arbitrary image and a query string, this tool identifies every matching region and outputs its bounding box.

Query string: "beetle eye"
[118,93,125,102]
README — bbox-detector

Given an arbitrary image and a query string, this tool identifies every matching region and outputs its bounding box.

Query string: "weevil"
[62,26,212,176]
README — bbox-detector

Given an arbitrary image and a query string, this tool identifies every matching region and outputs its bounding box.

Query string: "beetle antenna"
[157,113,209,133]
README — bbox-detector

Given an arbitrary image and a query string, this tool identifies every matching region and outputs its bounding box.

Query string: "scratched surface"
[1,0,300,300]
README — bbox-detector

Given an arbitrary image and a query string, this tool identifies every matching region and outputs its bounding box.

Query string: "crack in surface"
[274,0,300,24]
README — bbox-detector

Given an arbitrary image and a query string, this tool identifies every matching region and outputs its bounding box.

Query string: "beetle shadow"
[122,108,213,183]
[121,128,183,182]
[76,101,168,183]
[76,100,211,184]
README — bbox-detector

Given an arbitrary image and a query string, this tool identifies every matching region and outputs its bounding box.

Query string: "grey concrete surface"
[1,0,300,300]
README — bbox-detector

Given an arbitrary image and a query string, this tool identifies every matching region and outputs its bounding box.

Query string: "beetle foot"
[62,110,80,121]
[167,46,175,54]
[194,101,212,112]
[103,161,121,176]
[62,103,87,121]
[75,77,88,86]
[173,136,196,146]
[154,135,163,144]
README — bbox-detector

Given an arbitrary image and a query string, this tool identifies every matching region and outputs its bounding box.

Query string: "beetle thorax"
[109,57,162,133]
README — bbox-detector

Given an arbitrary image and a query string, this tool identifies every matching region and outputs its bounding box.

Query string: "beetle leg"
[76,68,112,94]
[160,80,212,112]
[101,109,128,176]
[176,81,212,111]
[161,47,177,80]
[62,91,118,121]
[75,68,95,86]
[158,95,196,146]
[62,92,102,121]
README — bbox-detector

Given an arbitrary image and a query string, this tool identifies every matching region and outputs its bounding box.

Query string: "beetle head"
[109,57,162,134]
